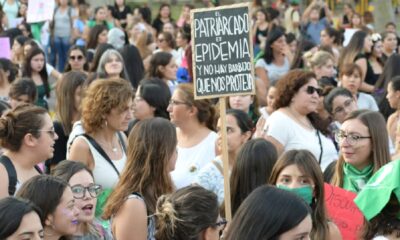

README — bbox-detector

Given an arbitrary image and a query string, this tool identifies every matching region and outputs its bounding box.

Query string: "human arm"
[255,60,270,91]
[301,2,316,23]
[0,164,9,198]
[112,198,148,240]
[69,137,95,170]
[322,2,334,24]
[264,135,284,156]
[355,58,375,93]
[328,221,342,240]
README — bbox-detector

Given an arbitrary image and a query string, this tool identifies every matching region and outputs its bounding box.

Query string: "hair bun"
[0,112,15,139]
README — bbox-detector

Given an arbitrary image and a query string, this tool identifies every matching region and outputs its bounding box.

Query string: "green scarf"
[343,163,373,193]
[354,160,400,221]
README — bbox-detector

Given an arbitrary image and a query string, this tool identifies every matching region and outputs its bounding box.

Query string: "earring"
[105,120,108,128]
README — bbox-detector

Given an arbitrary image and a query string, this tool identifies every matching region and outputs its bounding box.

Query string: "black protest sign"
[191,3,255,99]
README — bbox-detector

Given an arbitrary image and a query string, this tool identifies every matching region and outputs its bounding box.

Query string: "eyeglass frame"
[213,218,228,236]
[69,55,84,61]
[168,99,191,107]
[332,98,355,115]
[305,86,323,96]
[334,131,371,145]
[71,184,103,199]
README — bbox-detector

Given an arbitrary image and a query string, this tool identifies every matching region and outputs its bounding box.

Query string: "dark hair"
[0,100,10,115]
[138,78,171,119]
[156,3,171,21]
[64,45,89,72]
[225,185,311,240]
[22,47,50,98]
[285,33,296,44]
[339,63,363,78]
[178,25,191,43]
[0,197,43,238]
[0,104,47,151]
[324,87,354,114]
[118,45,145,89]
[389,76,400,92]
[0,58,18,83]
[263,26,285,64]
[230,139,278,216]
[385,22,397,28]
[147,51,173,79]
[18,22,32,38]
[89,43,114,72]
[323,27,342,45]
[339,30,369,71]
[155,185,219,240]
[226,109,254,134]
[15,175,69,224]
[51,160,93,182]
[139,6,152,24]
[86,25,108,50]
[9,77,37,103]
[291,38,317,69]
[158,31,175,49]
[14,35,29,47]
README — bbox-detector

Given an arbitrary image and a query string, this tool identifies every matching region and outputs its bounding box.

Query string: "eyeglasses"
[169,99,189,106]
[335,131,371,145]
[213,218,227,236]
[333,99,354,115]
[306,86,323,96]
[36,129,57,138]
[69,55,84,61]
[71,184,102,199]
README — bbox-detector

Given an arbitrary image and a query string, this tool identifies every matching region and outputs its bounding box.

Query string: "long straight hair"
[339,30,369,71]
[22,47,50,98]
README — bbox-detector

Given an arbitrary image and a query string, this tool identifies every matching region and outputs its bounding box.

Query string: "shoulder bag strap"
[317,131,323,165]
[82,134,120,176]
[0,155,17,196]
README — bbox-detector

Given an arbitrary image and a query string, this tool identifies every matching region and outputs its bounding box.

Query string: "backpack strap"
[0,155,17,196]
[82,134,120,176]
[212,160,223,175]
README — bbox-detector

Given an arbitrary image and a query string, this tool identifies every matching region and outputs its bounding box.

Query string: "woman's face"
[266,86,277,109]
[229,95,252,113]
[115,0,124,6]
[316,59,335,78]
[182,6,191,19]
[68,49,86,71]
[278,215,312,240]
[271,35,287,54]
[95,8,107,21]
[352,15,361,26]
[341,71,362,95]
[97,30,108,44]
[216,114,250,154]
[19,3,27,17]
[159,58,178,80]
[276,164,315,190]
[291,78,321,114]
[167,89,191,126]
[383,33,398,52]
[339,119,372,170]
[6,211,43,240]
[320,30,333,46]
[289,40,297,54]
[256,11,266,22]
[105,98,133,132]
[12,40,22,55]
[47,187,79,236]
[363,35,373,53]
[104,54,123,77]
[331,95,357,124]
[35,113,59,161]
[69,170,97,224]
[157,33,169,50]
[30,53,45,73]
[18,24,29,37]
[176,32,186,48]
[162,23,175,35]
[372,40,383,58]
[386,81,400,109]
[133,87,155,120]
[160,6,170,18]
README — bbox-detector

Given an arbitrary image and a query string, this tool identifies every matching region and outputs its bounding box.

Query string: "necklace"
[96,138,118,153]
[286,107,314,130]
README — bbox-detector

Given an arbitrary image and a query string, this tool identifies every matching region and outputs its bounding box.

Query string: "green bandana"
[354,160,400,221]
[343,163,373,193]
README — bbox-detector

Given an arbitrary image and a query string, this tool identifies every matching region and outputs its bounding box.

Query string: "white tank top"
[77,135,127,190]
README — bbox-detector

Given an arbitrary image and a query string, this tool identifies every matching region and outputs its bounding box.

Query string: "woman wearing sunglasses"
[52,160,112,239]
[262,69,338,170]
[64,45,89,73]
[155,185,226,240]
[331,110,391,193]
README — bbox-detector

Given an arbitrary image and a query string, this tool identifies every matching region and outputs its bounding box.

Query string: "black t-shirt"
[111,5,132,28]
[45,121,68,170]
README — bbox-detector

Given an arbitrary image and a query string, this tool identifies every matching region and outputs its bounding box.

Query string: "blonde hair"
[307,51,334,69]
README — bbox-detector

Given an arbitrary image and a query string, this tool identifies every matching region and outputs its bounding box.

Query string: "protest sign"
[191,3,255,99]
[0,38,11,60]
[27,0,56,23]
[324,183,364,240]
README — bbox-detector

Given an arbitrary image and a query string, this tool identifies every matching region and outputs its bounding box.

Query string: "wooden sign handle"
[219,97,232,221]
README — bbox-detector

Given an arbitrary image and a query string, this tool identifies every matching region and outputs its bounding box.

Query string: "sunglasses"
[306,86,323,96]
[69,55,84,61]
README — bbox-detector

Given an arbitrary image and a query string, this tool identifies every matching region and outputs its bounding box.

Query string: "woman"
[152,3,174,35]
[16,175,79,239]
[176,4,193,28]
[224,185,312,240]
[127,22,154,71]
[88,43,114,73]
[64,45,89,73]
[339,30,374,93]
[11,35,28,70]
[22,47,50,109]
[252,8,269,55]
[46,71,86,171]
[228,95,260,125]
[96,49,129,80]
[111,0,132,29]
[339,63,379,111]
[132,78,170,123]
[119,45,145,89]
[195,109,253,204]
[69,79,133,219]
[84,6,113,36]
[264,70,338,170]
[324,87,358,125]
[349,13,364,29]
[320,27,341,63]
[386,76,400,159]
[8,78,37,109]
[175,27,190,68]
[168,84,218,189]
[0,104,57,198]
[147,52,178,93]
[230,138,277,216]
[381,31,398,64]
[155,185,224,240]
[269,149,342,239]
[52,160,112,239]
[103,118,177,240]
[331,110,391,193]
[0,197,43,239]
[366,33,384,86]
[153,31,179,61]
[308,50,336,81]
[341,3,354,29]
[86,25,109,60]
[0,58,16,101]
[73,3,90,47]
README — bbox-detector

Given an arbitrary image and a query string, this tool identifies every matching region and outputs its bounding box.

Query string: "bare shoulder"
[328,221,342,240]
[69,137,93,169]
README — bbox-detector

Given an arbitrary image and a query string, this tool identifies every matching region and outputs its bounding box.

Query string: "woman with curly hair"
[263,69,338,170]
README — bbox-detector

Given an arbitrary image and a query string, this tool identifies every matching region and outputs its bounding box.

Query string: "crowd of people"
[0,0,399,239]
